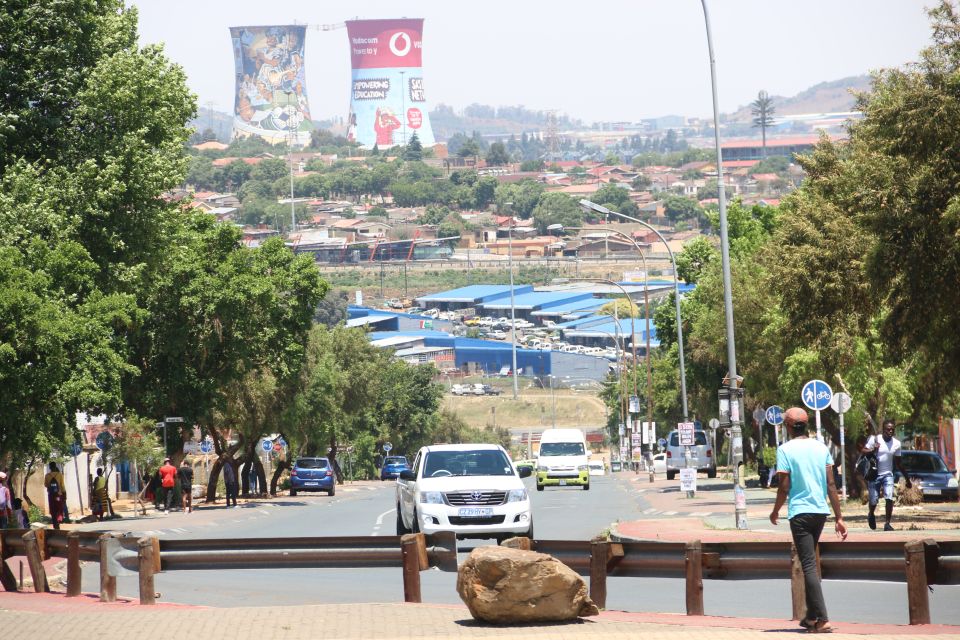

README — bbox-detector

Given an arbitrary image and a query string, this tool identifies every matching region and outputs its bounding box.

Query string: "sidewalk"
[612,474,960,543]
[2,593,959,639]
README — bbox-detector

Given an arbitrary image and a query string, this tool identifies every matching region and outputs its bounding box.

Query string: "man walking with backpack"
[770,407,847,633]
[863,419,912,531]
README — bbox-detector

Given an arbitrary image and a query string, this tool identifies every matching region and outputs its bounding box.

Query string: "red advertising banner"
[346,19,424,69]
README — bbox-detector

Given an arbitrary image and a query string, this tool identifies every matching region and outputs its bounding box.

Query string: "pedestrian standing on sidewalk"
[91,468,108,522]
[159,458,177,514]
[862,419,911,531]
[221,456,238,508]
[43,462,66,530]
[0,472,11,529]
[770,407,847,634]
[179,460,194,513]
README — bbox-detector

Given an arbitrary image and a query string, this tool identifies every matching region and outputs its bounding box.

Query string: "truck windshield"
[539,443,585,456]
[423,450,514,477]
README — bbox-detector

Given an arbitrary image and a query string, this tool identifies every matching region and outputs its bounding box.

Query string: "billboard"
[345,19,435,149]
[230,25,313,144]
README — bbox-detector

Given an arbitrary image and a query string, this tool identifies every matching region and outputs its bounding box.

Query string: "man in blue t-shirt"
[770,407,847,633]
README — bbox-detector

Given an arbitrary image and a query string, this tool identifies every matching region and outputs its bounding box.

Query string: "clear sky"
[129,0,935,123]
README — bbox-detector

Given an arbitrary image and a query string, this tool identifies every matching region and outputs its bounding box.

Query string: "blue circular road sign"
[69,442,83,457]
[261,439,273,452]
[765,405,784,426]
[95,431,114,451]
[200,439,213,454]
[278,438,287,448]
[801,379,833,412]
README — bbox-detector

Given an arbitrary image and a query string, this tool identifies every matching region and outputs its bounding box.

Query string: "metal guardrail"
[3,527,957,624]
[505,537,960,625]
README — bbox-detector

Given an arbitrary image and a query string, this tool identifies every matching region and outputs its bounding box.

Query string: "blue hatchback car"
[380,456,410,481]
[290,457,335,496]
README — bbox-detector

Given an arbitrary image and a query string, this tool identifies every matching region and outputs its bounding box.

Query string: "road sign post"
[70,442,85,516]
[678,422,695,497]
[830,392,852,501]
[801,380,832,441]
[765,405,784,446]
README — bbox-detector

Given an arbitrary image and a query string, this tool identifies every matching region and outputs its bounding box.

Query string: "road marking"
[662,511,678,516]
[642,508,658,515]
[690,511,713,517]
[375,508,394,526]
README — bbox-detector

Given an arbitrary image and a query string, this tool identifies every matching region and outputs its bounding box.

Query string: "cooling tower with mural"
[230,25,314,144]
[345,19,435,149]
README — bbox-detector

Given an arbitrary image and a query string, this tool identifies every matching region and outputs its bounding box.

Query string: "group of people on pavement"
[770,407,915,633]
[0,471,29,529]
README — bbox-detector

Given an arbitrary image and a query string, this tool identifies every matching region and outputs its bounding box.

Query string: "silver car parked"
[665,429,717,480]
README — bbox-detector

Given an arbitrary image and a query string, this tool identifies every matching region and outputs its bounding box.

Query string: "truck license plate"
[559,480,567,486]
[458,508,493,517]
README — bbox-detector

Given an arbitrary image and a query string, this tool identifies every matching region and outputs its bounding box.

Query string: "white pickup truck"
[395,443,534,541]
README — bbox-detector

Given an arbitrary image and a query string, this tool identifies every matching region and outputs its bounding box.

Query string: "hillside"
[726,75,872,122]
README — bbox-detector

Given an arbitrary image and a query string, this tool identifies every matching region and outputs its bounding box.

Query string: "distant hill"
[726,75,872,122]
[190,75,876,144]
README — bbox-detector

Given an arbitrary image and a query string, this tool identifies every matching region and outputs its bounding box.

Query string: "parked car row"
[451,383,502,396]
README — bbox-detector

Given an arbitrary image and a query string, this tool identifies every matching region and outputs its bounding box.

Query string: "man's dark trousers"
[790,512,828,621]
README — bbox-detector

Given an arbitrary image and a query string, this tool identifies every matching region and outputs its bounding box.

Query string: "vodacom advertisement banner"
[345,19,435,149]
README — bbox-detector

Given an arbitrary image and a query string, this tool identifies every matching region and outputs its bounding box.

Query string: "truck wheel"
[666,470,677,481]
[290,489,297,497]
[707,468,717,479]
[536,483,544,492]
[582,483,590,491]
[396,506,409,535]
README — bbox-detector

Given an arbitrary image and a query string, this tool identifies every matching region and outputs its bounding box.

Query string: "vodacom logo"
[389,31,412,57]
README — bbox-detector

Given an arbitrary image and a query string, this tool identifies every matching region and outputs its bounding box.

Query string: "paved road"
[74,473,960,624]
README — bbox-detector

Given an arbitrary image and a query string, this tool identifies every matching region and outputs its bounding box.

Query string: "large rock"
[456,545,599,624]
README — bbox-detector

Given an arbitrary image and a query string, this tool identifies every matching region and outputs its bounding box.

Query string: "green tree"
[403,133,423,161]
[531,192,583,233]
[662,195,703,222]
[486,142,510,166]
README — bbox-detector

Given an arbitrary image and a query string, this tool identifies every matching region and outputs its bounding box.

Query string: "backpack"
[856,452,878,481]
[48,477,60,494]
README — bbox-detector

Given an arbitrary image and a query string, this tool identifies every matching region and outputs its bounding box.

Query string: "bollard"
[66,531,81,597]
[790,543,805,621]
[99,534,117,602]
[904,541,931,625]
[649,468,655,483]
[0,532,19,592]
[22,530,49,593]
[400,533,423,603]
[685,540,704,615]
[590,540,609,610]
[138,537,156,605]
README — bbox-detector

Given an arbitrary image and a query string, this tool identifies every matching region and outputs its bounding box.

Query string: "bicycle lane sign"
[801,379,832,441]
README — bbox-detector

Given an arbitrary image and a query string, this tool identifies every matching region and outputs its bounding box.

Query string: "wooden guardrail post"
[685,540,704,615]
[0,532,19,592]
[904,540,931,625]
[400,533,424,603]
[23,529,49,593]
[590,540,609,610]
[790,543,805,621]
[138,537,156,605]
[66,531,81,597]
[99,533,116,603]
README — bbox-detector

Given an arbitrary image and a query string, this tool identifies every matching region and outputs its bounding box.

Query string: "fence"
[2,528,958,624]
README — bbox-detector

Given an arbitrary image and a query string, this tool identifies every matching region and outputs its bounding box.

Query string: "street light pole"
[505,203,519,399]
[578,200,688,420]
[700,0,746,529]
[566,225,655,470]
